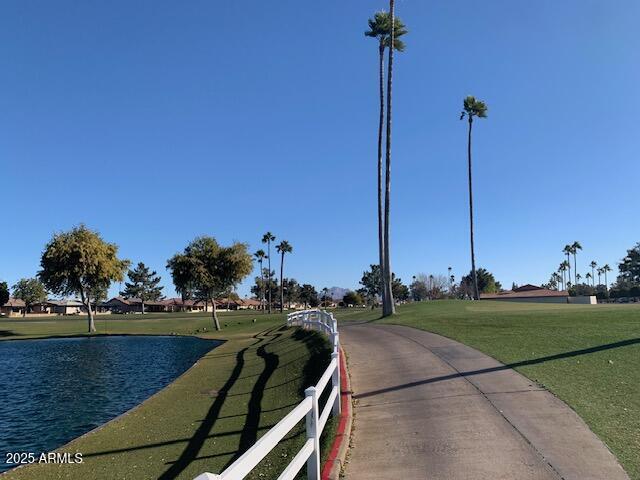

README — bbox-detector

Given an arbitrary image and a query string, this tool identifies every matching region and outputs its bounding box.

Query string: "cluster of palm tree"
[365,2,406,316]
[550,242,612,292]
[253,232,293,314]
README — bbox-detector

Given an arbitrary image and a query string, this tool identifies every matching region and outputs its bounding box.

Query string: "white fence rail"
[195,309,340,480]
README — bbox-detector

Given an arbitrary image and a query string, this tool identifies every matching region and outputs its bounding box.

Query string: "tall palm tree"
[597,267,603,286]
[585,272,592,285]
[261,232,276,314]
[560,261,570,290]
[276,240,293,313]
[460,96,488,300]
[570,241,582,285]
[590,261,597,287]
[382,1,406,316]
[576,273,582,284]
[563,245,573,285]
[603,264,612,293]
[365,12,407,316]
[254,250,267,313]
[448,266,453,291]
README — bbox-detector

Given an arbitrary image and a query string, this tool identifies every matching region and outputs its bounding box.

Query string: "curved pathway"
[341,323,629,480]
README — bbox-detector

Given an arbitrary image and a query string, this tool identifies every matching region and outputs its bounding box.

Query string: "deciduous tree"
[342,291,364,306]
[251,269,277,305]
[618,243,640,285]
[460,268,501,297]
[167,236,253,331]
[0,281,9,307]
[392,276,409,302]
[299,284,319,308]
[12,278,47,317]
[39,225,129,332]
[282,278,300,308]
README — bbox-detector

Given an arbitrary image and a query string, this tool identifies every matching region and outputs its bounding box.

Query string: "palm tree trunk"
[382,0,396,317]
[377,42,387,311]
[259,260,265,314]
[573,254,578,285]
[467,118,479,300]
[267,242,272,314]
[279,252,285,313]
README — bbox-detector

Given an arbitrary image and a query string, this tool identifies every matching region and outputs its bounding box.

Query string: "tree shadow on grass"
[158,325,281,480]
[219,327,334,470]
[0,330,19,337]
[83,326,329,479]
[354,337,640,399]
[226,328,282,465]
[292,329,333,398]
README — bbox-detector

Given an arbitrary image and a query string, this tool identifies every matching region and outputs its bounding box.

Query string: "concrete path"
[341,323,629,480]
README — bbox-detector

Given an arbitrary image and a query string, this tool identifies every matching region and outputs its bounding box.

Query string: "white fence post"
[193,474,221,480]
[331,351,341,416]
[305,386,320,480]
[195,309,340,480]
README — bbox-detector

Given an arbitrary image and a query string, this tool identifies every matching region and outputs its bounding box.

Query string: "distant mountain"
[328,287,350,301]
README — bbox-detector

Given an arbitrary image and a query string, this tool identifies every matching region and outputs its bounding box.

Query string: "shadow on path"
[355,337,640,400]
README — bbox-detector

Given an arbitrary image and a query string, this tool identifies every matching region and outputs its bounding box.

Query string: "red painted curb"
[321,348,351,480]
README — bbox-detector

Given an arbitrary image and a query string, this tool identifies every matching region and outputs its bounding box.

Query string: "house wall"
[568,295,597,305]
[53,305,84,315]
[0,306,25,317]
[488,296,569,304]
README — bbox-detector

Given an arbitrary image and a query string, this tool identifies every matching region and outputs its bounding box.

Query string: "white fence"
[195,309,340,480]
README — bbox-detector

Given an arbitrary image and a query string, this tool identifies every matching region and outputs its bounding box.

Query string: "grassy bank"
[338,300,640,479]
[1,311,335,480]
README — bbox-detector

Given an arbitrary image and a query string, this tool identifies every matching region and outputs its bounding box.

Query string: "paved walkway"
[341,323,629,480]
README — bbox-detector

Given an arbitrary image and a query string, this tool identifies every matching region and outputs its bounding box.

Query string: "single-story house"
[33,299,86,315]
[0,298,26,317]
[101,297,168,314]
[218,297,263,311]
[100,296,264,314]
[162,298,211,313]
[238,298,263,310]
[480,284,570,303]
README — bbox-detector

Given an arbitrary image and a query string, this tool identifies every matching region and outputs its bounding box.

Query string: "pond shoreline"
[0,335,222,476]
[0,331,226,343]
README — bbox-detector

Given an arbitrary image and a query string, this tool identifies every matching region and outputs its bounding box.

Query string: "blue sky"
[1,0,639,298]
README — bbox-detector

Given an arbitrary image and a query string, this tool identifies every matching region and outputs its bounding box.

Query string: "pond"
[0,335,221,473]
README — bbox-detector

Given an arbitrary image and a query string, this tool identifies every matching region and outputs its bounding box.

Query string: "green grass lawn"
[0,311,336,480]
[337,300,640,479]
